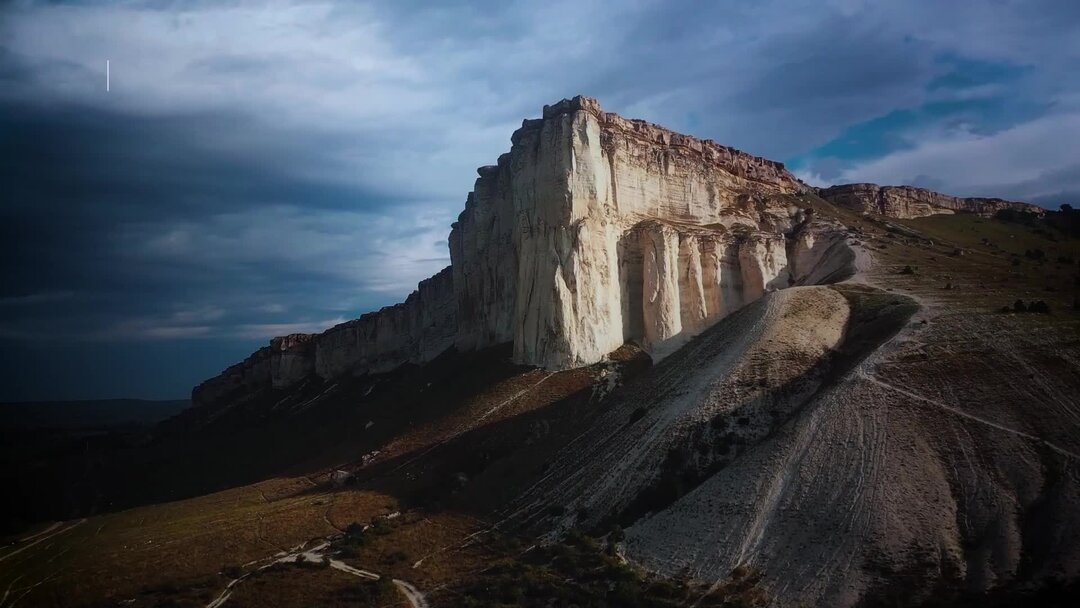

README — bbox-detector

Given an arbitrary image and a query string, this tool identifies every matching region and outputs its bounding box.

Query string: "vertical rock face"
[449,96,813,369]
[816,183,1043,218]
[270,334,316,389]
[640,221,683,355]
[312,266,456,379]
[194,96,854,408]
[449,163,517,353]
[192,267,455,408]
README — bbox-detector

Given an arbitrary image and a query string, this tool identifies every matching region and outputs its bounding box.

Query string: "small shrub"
[345,522,366,540]
[546,504,566,517]
[899,265,915,275]
[370,518,393,536]
[1030,300,1051,314]
[608,524,626,543]
[1014,300,1028,312]
[628,406,647,424]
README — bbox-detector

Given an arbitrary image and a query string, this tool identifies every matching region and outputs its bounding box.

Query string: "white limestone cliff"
[193,96,853,408]
[449,96,817,370]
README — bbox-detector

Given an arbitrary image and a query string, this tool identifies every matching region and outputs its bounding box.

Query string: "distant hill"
[0,398,189,431]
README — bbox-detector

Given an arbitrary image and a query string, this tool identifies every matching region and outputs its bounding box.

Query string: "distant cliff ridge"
[193,96,1036,409]
[815,183,1043,218]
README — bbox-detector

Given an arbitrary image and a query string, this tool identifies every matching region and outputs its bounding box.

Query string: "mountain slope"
[5,100,1080,607]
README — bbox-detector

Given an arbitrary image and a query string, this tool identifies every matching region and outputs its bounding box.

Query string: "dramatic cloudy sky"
[2,0,1078,401]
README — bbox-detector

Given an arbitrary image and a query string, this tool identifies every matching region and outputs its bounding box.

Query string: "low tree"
[1030,300,1051,314]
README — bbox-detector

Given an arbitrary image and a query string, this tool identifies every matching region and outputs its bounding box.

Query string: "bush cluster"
[457,532,768,607]
[1001,300,1051,314]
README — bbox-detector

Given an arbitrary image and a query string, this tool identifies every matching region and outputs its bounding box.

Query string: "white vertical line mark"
[106,60,110,91]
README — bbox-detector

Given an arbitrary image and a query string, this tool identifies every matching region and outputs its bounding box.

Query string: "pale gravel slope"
[507,254,1080,606]
[622,275,1080,606]
[506,286,852,534]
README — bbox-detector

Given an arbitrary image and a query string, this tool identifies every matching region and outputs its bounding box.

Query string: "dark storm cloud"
[0,97,438,297]
[0,89,454,398]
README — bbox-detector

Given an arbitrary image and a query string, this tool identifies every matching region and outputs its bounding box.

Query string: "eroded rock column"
[640,221,682,353]
[738,236,789,302]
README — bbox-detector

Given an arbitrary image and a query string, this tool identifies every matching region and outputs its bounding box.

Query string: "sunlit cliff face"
[195,97,859,407]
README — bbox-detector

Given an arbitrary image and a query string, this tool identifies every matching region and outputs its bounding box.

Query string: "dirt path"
[861,373,1080,461]
[392,578,430,608]
[204,537,428,608]
[0,519,85,564]
[15,523,62,544]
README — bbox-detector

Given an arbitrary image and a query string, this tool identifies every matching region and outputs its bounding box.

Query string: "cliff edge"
[196,96,1043,409]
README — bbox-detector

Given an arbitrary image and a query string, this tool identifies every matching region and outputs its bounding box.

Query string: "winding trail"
[204,537,428,608]
[15,523,62,543]
[0,519,85,564]
[862,373,1080,461]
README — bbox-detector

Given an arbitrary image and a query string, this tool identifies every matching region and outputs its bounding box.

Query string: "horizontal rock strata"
[816,183,1043,218]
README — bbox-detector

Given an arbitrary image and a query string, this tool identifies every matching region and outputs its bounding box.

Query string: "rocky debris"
[194,97,849,408]
[816,183,1043,218]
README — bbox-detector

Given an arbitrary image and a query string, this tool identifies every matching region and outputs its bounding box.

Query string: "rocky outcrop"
[816,183,1043,218]
[192,346,272,410]
[270,334,316,389]
[618,221,801,358]
[193,96,852,409]
[314,267,455,380]
[192,268,455,408]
